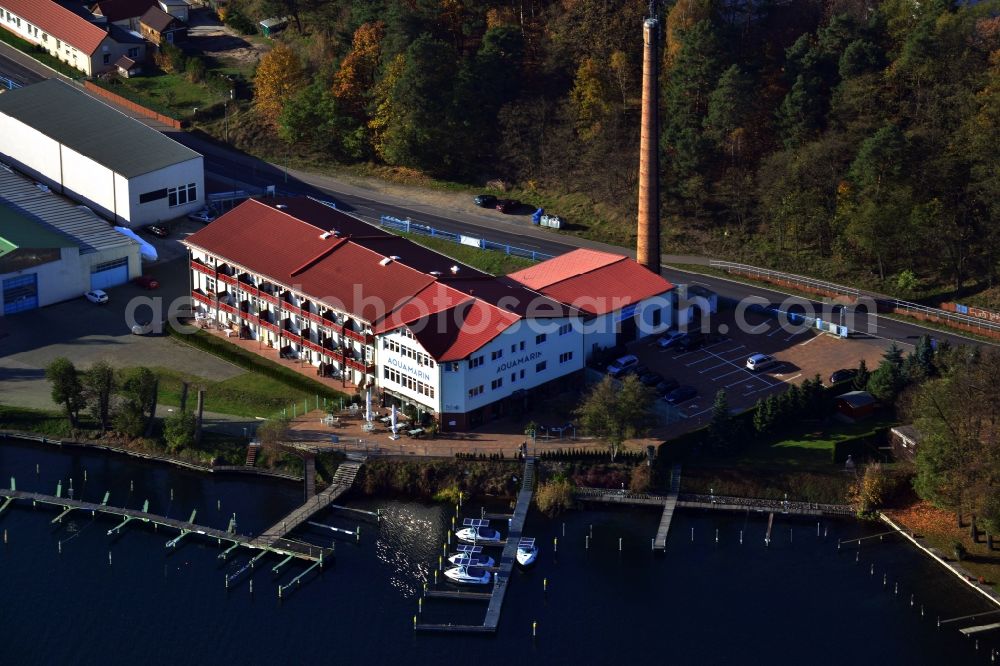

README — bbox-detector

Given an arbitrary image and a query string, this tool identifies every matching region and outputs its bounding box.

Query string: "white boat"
[516,537,538,567]
[449,544,495,568]
[455,518,502,544]
[443,564,492,585]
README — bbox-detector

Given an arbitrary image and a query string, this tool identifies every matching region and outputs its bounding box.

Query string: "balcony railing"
[259,319,278,333]
[301,338,324,355]
[191,260,214,276]
[258,290,278,305]
[217,272,237,286]
[191,291,212,306]
[218,301,237,315]
[344,357,374,374]
[343,328,366,343]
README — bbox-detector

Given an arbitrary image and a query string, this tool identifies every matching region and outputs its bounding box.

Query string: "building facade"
[183,197,674,430]
[0,80,204,226]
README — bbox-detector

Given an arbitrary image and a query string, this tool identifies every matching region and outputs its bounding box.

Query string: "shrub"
[629,464,652,493]
[536,479,575,516]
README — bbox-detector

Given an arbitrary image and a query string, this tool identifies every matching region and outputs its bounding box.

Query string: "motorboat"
[516,537,538,567]
[449,545,495,568]
[443,564,492,585]
[455,518,502,544]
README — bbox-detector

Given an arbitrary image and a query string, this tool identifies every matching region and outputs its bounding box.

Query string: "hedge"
[166,326,347,402]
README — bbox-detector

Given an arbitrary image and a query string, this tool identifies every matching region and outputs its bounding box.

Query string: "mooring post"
[532,621,537,637]
[619,537,622,551]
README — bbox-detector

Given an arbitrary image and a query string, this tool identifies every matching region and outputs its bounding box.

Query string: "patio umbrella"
[391,405,398,437]
[365,388,372,422]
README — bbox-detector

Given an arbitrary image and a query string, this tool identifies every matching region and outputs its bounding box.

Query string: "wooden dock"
[653,465,682,550]
[0,461,365,563]
[415,457,535,634]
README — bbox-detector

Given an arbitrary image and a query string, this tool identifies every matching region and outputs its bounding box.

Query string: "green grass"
[0,31,82,78]
[395,232,536,275]
[0,405,81,437]
[152,367,317,418]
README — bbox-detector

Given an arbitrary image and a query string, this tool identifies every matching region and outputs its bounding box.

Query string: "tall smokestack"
[636,17,660,274]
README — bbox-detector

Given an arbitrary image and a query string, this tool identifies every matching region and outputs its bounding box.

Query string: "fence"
[0,75,20,90]
[379,215,554,263]
[83,81,183,130]
[711,260,1000,340]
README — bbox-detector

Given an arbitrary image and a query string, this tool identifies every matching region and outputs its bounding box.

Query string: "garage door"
[90,257,129,290]
[3,273,38,315]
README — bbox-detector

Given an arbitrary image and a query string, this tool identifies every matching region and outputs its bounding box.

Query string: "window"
[128,47,138,58]
[204,277,216,293]
[491,378,503,390]
[520,341,525,351]
[511,373,516,383]
[491,349,503,361]
[559,351,574,363]
[559,323,572,335]
[469,385,484,398]
[103,54,111,65]
[469,355,484,369]
[520,370,525,379]
[536,361,547,372]
[511,344,516,353]
[41,33,47,42]
[535,333,546,344]
[168,183,197,207]
[652,308,662,327]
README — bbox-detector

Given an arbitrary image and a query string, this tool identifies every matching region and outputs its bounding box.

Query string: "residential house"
[89,0,155,31]
[0,0,146,76]
[140,6,185,45]
[834,391,877,423]
[157,0,190,23]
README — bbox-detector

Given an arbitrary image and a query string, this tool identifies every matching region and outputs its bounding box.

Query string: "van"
[746,353,777,372]
[607,354,639,378]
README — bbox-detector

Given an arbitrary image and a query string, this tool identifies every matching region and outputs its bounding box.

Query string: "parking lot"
[628,307,895,434]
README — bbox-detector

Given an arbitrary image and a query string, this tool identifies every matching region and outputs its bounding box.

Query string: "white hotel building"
[183,198,675,430]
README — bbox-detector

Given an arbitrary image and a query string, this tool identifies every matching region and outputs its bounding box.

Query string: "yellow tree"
[368,53,406,162]
[664,0,713,67]
[332,21,385,117]
[253,43,306,129]
[570,57,613,142]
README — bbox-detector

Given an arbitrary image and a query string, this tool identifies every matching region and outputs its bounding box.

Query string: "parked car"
[654,377,680,396]
[639,370,663,387]
[657,330,685,349]
[676,331,706,351]
[144,224,169,238]
[496,199,520,214]
[133,275,160,290]
[187,207,218,224]
[746,353,778,372]
[131,322,153,335]
[474,194,497,208]
[829,368,858,384]
[664,385,698,405]
[607,354,640,378]
[84,289,108,304]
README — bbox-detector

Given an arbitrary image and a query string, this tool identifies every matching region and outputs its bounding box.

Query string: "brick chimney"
[636,17,660,274]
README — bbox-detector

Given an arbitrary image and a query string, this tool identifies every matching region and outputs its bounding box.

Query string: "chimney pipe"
[637,17,660,274]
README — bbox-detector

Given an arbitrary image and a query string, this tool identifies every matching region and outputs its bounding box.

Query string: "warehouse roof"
[0,165,137,254]
[0,207,76,260]
[0,80,202,178]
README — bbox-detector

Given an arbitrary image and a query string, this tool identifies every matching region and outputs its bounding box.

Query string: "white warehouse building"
[0,80,204,227]
[0,164,140,316]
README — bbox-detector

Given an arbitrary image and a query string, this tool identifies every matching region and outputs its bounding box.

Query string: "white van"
[746,353,777,372]
[607,354,640,378]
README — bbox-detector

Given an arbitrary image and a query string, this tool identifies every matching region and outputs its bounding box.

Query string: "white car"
[131,322,153,335]
[187,207,218,224]
[657,331,685,349]
[607,354,639,378]
[84,289,109,304]
[746,353,777,372]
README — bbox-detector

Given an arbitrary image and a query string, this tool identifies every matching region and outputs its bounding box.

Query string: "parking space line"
[743,384,780,397]
[767,327,786,337]
[798,335,820,346]
[781,373,802,384]
[699,361,732,374]
[683,356,716,367]
[711,368,745,381]
[685,406,714,419]
[785,330,807,342]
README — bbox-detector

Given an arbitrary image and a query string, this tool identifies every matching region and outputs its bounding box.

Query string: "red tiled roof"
[183,198,538,360]
[508,248,674,316]
[90,0,155,23]
[4,0,110,55]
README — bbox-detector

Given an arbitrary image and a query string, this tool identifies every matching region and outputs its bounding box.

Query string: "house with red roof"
[182,198,676,430]
[0,0,146,76]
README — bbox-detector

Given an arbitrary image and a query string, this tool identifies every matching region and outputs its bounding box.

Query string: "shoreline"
[0,431,303,482]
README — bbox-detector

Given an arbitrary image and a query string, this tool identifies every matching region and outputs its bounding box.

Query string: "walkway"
[415,457,535,634]
[653,465,682,550]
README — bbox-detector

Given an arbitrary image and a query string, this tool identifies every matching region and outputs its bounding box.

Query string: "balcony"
[217,272,237,286]
[344,357,375,375]
[301,338,325,355]
[304,310,325,326]
[342,328,366,343]
[191,259,214,276]
[281,329,302,344]
[258,287,279,305]
[258,319,278,333]
[191,290,212,306]
[218,301,237,316]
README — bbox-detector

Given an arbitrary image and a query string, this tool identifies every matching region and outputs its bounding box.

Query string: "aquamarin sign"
[496,352,542,374]
[386,356,431,381]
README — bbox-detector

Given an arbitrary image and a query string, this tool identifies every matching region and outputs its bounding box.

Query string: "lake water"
[0,438,996,665]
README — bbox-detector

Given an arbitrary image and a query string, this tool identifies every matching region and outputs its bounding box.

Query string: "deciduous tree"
[254,43,306,129]
[45,357,83,428]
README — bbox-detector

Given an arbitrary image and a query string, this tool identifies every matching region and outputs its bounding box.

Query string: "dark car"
[639,370,663,387]
[829,368,858,384]
[144,224,169,238]
[676,331,706,351]
[654,377,680,396]
[496,199,520,213]
[474,194,497,208]
[664,385,698,405]
[133,275,160,290]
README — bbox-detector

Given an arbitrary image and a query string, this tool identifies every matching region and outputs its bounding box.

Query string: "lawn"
[152,367,315,418]
[0,31,81,78]
[396,232,537,275]
[0,405,84,437]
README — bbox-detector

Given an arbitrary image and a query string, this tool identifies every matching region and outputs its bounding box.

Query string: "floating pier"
[415,458,535,634]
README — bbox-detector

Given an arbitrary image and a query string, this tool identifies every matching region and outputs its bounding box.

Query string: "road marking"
[785,331,806,342]
[743,384,780,397]
[798,335,820,346]
[683,356,716,367]
[711,368,746,381]
[781,373,802,384]
[767,327,786,338]
[685,406,714,419]
[699,361,732,374]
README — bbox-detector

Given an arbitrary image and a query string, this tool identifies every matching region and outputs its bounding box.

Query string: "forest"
[225,0,999,298]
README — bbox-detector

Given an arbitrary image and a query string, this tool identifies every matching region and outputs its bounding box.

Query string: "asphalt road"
[0,51,985,352]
